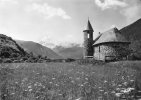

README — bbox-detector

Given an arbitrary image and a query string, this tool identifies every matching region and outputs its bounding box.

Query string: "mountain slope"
[120,18,141,58]
[16,40,62,59]
[120,18,141,41]
[53,44,83,59]
[0,34,27,58]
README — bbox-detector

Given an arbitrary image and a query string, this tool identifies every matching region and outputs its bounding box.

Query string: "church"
[83,20,131,61]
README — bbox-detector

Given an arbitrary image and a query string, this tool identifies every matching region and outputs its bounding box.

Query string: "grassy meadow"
[0,61,141,100]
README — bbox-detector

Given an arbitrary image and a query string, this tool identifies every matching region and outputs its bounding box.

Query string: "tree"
[0,51,10,58]
[130,40,141,60]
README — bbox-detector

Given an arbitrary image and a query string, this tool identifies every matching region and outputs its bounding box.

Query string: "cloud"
[121,6,141,24]
[95,0,141,24]
[26,3,71,19]
[95,0,128,10]
[120,0,141,24]
[0,0,18,6]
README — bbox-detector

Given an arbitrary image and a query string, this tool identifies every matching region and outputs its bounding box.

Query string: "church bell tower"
[83,19,94,58]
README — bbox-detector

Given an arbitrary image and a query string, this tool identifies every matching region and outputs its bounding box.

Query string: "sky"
[0,0,141,46]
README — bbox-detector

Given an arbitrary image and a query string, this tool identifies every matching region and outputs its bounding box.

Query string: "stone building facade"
[83,20,130,61]
[93,42,130,61]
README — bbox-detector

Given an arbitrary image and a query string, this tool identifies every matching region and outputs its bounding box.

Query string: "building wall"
[93,43,130,61]
[83,31,93,58]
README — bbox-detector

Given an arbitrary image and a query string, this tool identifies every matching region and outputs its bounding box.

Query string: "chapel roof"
[93,27,130,46]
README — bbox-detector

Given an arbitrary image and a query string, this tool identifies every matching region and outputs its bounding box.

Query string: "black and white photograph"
[0,0,141,99]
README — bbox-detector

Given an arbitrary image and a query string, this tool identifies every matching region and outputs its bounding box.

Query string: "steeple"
[83,19,94,58]
[85,19,94,32]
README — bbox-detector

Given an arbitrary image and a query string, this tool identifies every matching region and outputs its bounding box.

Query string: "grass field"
[0,61,141,100]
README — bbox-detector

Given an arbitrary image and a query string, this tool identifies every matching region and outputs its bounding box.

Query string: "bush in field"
[65,58,75,62]
[21,57,28,61]
[10,53,19,58]
[3,59,13,63]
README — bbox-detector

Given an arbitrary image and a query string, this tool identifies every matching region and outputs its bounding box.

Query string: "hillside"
[120,18,141,41]
[0,34,27,58]
[120,18,141,58]
[16,40,62,59]
[53,44,83,59]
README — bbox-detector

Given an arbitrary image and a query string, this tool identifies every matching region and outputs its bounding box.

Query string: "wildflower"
[75,97,82,100]
[15,82,18,84]
[34,83,37,86]
[123,82,128,86]
[104,92,108,94]
[11,93,15,95]
[130,80,134,82]
[42,86,45,88]
[118,84,122,87]
[71,80,75,83]
[111,91,115,94]
[104,80,107,83]
[85,78,88,80]
[99,90,104,92]
[76,77,80,80]
[122,76,124,80]
[115,93,122,97]
[49,82,53,84]
[55,84,59,86]
[83,82,88,84]
[52,78,56,80]
[58,94,62,96]
[120,88,135,93]
[28,86,32,89]
[29,89,32,92]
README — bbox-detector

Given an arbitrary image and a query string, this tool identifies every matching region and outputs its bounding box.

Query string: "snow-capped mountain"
[38,36,83,49]
[39,39,83,59]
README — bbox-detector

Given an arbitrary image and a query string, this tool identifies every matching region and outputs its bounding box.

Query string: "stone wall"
[83,31,93,58]
[93,42,130,61]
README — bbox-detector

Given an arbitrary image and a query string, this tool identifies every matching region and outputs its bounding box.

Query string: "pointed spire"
[86,19,94,31]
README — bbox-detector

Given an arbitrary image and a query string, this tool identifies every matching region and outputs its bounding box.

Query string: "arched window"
[88,34,90,39]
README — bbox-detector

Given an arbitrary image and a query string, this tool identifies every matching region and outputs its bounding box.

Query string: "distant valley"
[16,40,62,59]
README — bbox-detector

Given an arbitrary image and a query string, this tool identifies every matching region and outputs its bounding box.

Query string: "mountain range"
[16,40,62,59]
[53,44,83,59]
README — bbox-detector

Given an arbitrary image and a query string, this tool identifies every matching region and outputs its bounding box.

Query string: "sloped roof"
[93,27,130,46]
[84,20,94,31]
[93,33,102,43]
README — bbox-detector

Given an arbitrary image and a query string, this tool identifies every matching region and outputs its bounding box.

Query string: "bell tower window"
[88,34,90,38]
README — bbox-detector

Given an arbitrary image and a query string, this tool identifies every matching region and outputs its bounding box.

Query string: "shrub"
[3,59,13,63]
[0,51,10,58]
[65,58,75,62]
